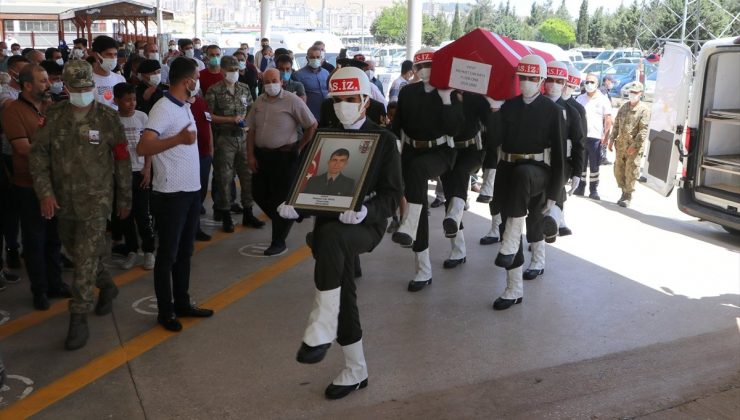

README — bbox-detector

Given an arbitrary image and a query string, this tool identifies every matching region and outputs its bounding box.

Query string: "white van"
[517,40,571,63]
[372,45,406,68]
[643,37,740,234]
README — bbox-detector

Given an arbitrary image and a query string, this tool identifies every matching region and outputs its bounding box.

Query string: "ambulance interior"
[695,49,740,206]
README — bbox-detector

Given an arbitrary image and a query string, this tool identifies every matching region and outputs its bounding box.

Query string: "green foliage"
[587,6,606,47]
[450,3,463,40]
[424,13,451,46]
[576,0,589,44]
[537,18,576,47]
[463,0,495,33]
[369,2,408,44]
[526,0,554,27]
[555,0,572,22]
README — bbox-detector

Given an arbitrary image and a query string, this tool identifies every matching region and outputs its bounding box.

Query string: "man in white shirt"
[389,60,414,103]
[177,38,205,72]
[137,57,214,333]
[575,72,613,200]
[90,35,125,110]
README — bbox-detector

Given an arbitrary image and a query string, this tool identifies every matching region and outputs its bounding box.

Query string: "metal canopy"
[59,0,173,22]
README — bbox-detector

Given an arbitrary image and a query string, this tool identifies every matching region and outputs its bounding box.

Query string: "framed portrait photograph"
[287,130,382,215]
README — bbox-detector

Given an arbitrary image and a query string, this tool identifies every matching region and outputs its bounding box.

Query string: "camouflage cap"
[626,81,644,92]
[220,55,238,69]
[63,60,94,88]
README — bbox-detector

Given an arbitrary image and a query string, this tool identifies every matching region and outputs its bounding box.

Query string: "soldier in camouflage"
[608,81,650,208]
[29,60,132,350]
[205,55,264,232]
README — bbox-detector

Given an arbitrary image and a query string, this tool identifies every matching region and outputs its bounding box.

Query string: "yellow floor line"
[0,213,266,342]
[0,246,311,419]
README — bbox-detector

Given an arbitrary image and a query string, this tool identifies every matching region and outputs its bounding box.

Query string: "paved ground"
[0,156,738,419]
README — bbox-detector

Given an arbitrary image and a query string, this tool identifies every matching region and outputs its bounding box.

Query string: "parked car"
[643,37,740,234]
[603,62,657,96]
[576,47,604,59]
[566,49,584,63]
[372,45,406,68]
[593,48,643,64]
[612,57,642,65]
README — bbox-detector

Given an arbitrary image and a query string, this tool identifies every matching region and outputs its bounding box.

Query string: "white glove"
[567,176,581,196]
[277,202,299,219]
[338,205,367,225]
[485,97,504,110]
[437,88,453,105]
[543,199,556,214]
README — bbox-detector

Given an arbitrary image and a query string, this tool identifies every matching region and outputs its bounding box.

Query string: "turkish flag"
[300,147,321,192]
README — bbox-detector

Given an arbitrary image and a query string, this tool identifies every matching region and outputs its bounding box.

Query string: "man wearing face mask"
[522,61,584,280]
[205,55,263,232]
[364,60,383,97]
[320,58,386,127]
[246,68,317,256]
[44,48,63,66]
[575,73,613,200]
[390,47,464,292]
[313,41,335,73]
[234,50,260,101]
[279,66,402,400]
[192,38,204,60]
[608,81,650,208]
[136,57,214,333]
[164,40,180,63]
[2,63,71,311]
[199,45,224,95]
[352,55,387,107]
[40,61,67,102]
[0,42,9,72]
[30,60,132,349]
[292,46,330,121]
[274,54,305,100]
[144,42,168,85]
[253,38,270,71]
[135,59,164,115]
[90,35,125,110]
[71,39,88,60]
[489,54,565,311]
[178,39,205,71]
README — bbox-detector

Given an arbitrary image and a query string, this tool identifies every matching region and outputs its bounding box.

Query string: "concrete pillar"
[194,0,202,37]
[260,0,271,40]
[406,0,422,60]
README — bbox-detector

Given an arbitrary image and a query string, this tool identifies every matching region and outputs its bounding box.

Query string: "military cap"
[626,81,644,92]
[63,60,94,88]
[220,55,238,68]
[138,59,161,74]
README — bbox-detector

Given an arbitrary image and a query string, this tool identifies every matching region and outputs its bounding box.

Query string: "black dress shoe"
[493,297,522,310]
[264,243,287,256]
[33,294,50,311]
[479,236,499,245]
[6,248,20,269]
[407,278,432,292]
[494,253,515,268]
[157,315,183,332]
[213,210,223,221]
[391,232,413,248]
[175,305,214,318]
[430,198,445,208]
[230,203,244,213]
[296,342,331,364]
[325,378,368,400]
[588,192,600,200]
[558,227,572,237]
[242,210,266,228]
[443,257,466,269]
[48,284,72,298]
[195,229,212,241]
[523,268,544,280]
[222,212,235,233]
[476,194,492,203]
[572,186,585,197]
[542,215,558,244]
[442,218,458,238]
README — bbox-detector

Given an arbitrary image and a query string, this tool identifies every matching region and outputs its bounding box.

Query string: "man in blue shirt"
[292,46,329,121]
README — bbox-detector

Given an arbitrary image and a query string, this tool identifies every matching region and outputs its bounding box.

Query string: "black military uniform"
[439,92,490,267]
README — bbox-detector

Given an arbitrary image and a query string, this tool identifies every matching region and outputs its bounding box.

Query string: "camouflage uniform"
[205,69,253,213]
[611,98,650,195]
[29,61,132,314]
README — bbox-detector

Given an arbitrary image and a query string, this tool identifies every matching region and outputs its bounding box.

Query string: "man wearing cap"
[320,57,386,127]
[609,81,650,208]
[575,73,613,199]
[489,54,565,310]
[205,55,263,232]
[135,59,164,115]
[90,35,125,110]
[391,47,464,292]
[29,60,132,349]
[280,66,402,400]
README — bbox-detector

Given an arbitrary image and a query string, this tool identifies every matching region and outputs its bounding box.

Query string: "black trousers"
[120,172,155,253]
[16,186,63,296]
[252,148,298,246]
[312,220,385,346]
[1,154,19,257]
[151,190,200,316]
[440,146,483,203]
[491,161,549,243]
[582,137,601,188]
[401,145,456,252]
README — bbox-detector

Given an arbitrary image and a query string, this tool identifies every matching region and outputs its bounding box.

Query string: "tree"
[369,2,408,44]
[490,1,531,40]
[424,13,450,46]
[588,6,606,47]
[526,0,553,27]
[450,3,463,40]
[555,0,572,22]
[463,0,495,33]
[576,0,589,44]
[537,18,576,47]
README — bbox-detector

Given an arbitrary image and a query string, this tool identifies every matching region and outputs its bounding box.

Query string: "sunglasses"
[584,81,596,85]
[629,91,641,95]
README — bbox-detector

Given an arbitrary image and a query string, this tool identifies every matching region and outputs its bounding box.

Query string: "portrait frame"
[287,129,382,216]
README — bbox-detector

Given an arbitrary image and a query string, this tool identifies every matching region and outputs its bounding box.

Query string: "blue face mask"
[281,71,291,82]
[209,56,220,67]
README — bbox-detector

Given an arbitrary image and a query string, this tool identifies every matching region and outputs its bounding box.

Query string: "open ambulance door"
[642,42,693,196]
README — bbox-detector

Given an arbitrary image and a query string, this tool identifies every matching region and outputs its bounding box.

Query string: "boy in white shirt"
[90,35,126,109]
[113,82,155,270]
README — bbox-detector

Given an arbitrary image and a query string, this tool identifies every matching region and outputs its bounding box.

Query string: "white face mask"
[69,91,95,107]
[264,83,282,97]
[584,82,598,93]
[50,81,64,95]
[194,43,202,49]
[308,59,322,69]
[224,71,239,85]
[184,49,195,58]
[169,45,177,51]
[72,48,84,58]
[138,49,145,57]
[417,68,431,83]
[365,70,375,80]
[545,82,563,98]
[333,98,366,126]
[12,50,21,56]
[148,74,162,86]
[629,92,641,102]
[238,60,247,70]
[99,55,117,72]
[55,58,64,66]
[561,86,573,100]
[188,79,200,97]
[519,80,541,98]
[149,52,160,61]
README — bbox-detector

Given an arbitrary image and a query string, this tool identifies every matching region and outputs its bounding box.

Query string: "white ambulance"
[643,37,740,234]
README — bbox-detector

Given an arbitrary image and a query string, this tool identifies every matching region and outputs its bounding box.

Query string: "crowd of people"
[0,34,650,399]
